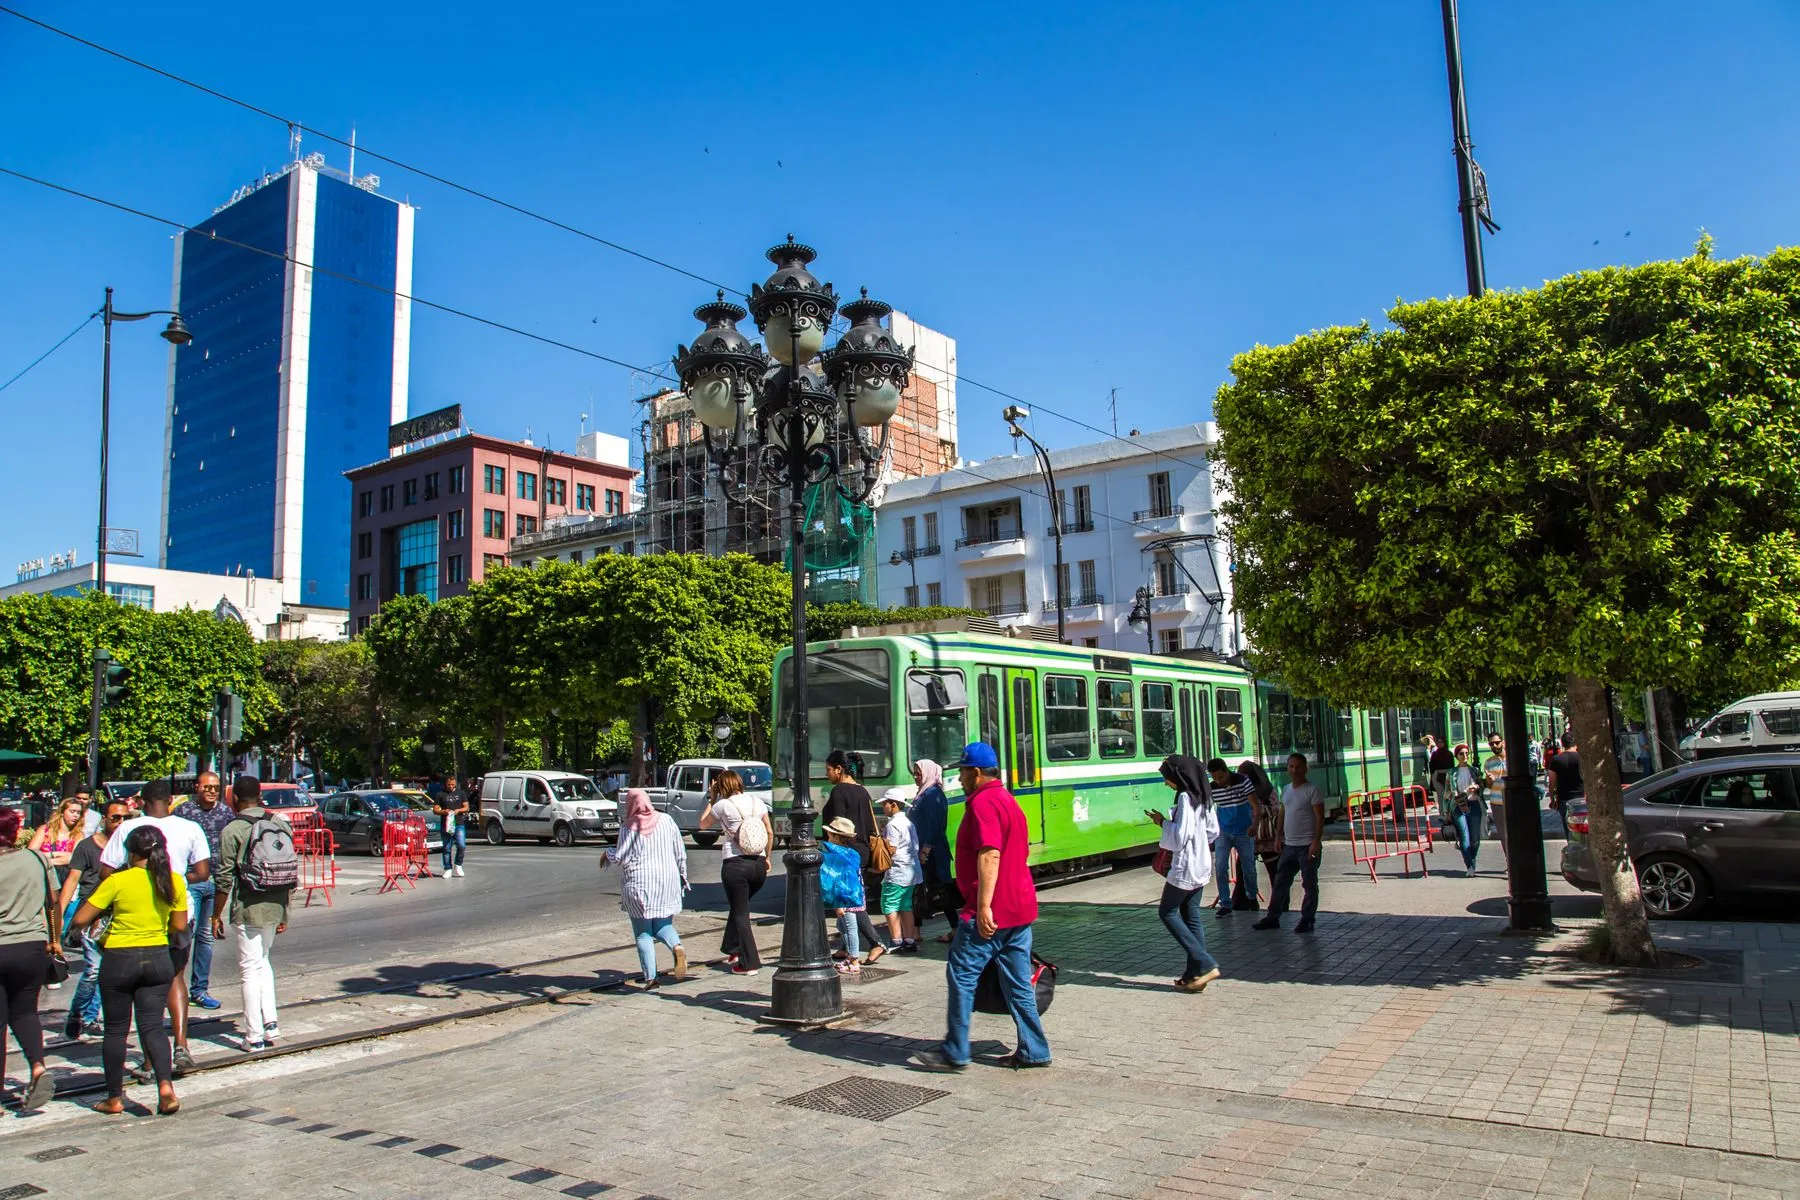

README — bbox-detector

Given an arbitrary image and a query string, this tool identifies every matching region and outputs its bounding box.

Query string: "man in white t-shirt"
[1254,753,1324,934]
[879,790,922,953]
[99,780,211,1073]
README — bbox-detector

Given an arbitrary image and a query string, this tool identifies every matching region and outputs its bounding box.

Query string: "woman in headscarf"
[907,759,958,943]
[1147,755,1221,993]
[599,790,689,989]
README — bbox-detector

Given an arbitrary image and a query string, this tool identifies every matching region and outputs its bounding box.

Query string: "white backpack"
[730,798,769,855]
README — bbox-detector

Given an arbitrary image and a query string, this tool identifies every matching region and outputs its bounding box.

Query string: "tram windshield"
[775,649,894,782]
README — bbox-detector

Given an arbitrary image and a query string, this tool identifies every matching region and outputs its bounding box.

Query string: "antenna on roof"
[1109,387,1119,437]
[288,123,301,162]
[348,124,357,180]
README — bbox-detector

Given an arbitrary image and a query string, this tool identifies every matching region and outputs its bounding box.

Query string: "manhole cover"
[26,1148,84,1163]
[0,1185,48,1199]
[783,1076,948,1122]
[842,967,902,984]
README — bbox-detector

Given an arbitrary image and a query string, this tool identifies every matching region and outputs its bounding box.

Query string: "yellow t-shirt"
[87,867,188,948]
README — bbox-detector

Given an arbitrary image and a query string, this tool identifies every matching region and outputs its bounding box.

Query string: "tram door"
[1004,667,1045,843]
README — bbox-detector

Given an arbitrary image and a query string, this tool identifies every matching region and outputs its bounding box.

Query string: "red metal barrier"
[378,814,431,894]
[293,824,338,907]
[1345,785,1434,881]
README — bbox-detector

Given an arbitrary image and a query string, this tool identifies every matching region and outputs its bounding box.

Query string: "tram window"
[1011,676,1039,786]
[979,674,1001,755]
[1292,702,1315,752]
[1337,708,1356,749]
[1043,675,1091,761]
[1216,687,1245,755]
[1195,689,1211,759]
[1097,678,1136,759]
[1143,683,1177,758]
[1449,706,1467,746]
[1367,710,1386,748]
[908,670,968,770]
[1266,692,1291,753]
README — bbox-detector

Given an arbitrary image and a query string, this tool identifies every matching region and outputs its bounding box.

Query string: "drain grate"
[25,1148,84,1164]
[0,1185,48,1199]
[783,1076,949,1123]
[841,967,902,984]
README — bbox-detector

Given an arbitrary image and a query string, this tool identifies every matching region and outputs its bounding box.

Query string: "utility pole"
[1441,0,1550,932]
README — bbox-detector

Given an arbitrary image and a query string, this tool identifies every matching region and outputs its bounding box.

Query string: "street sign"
[102,528,141,557]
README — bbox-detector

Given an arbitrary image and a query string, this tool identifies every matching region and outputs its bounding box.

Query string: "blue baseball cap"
[955,742,999,770]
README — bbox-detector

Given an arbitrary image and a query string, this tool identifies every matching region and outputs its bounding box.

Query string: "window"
[1044,675,1091,762]
[402,478,418,506]
[606,488,625,514]
[423,472,440,501]
[570,550,582,564]
[1473,706,1500,744]
[1159,629,1182,655]
[1078,560,1097,603]
[978,673,1001,752]
[1155,555,1180,596]
[379,485,395,513]
[576,483,596,511]
[484,465,506,494]
[394,518,438,602]
[1267,692,1292,751]
[516,514,538,536]
[904,585,919,607]
[358,490,373,518]
[774,648,894,782]
[448,466,466,495]
[926,581,941,607]
[1072,485,1092,529]
[1368,710,1386,748]
[483,509,506,538]
[923,512,938,548]
[903,516,917,551]
[483,552,507,572]
[357,614,371,633]
[1054,561,1071,608]
[1147,471,1173,518]
[1761,709,1800,737]
[1142,683,1177,758]
[1082,637,1099,648]
[446,554,465,585]
[103,583,153,610]
[906,669,968,769]
[357,532,372,560]
[1706,712,1751,738]
[517,471,538,501]
[446,509,465,540]
[1692,769,1798,811]
[1338,708,1357,749]
[1216,687,1244,755]
[357,573,373,601]
[1448,705,1467,746]
[546,477,566,506]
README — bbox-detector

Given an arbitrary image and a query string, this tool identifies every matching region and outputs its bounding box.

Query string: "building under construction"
[638,312,958,604]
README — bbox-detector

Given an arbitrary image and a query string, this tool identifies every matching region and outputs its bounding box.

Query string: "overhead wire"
[0,309,98,395]
[0,4,1214,472]
[0,166,679,382]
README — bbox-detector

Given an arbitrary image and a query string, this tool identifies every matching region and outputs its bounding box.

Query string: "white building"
[874,423,1236,654]
[1,559,348,642]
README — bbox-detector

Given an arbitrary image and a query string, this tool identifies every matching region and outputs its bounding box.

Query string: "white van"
[655,759,775,847]
[478,771,620,846]
[1679,692,1800,759]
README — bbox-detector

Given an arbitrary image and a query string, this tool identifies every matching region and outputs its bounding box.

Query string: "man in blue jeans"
[180,772,237,1010]
[437,784,468,877]
[913,743,1050,1072]
[1207,759,1259,916]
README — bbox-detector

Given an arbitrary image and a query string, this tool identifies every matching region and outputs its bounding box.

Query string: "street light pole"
[1003,408,1065,644]
[889,549,918,598]
[1440,0,1550,932]
[1127,585,1155,652]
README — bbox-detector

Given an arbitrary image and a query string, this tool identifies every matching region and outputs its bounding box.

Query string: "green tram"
[770,625,1561,873]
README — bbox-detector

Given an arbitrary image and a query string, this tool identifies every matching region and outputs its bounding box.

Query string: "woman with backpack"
[71,824,188,1115]
[600,790,689,989]
[698,769,771,977]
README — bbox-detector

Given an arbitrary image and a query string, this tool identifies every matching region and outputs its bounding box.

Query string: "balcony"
[979,601,1029,617]
[891,544,942,562]
[1132,503,1187,537]
[1041,591,1105,612]
[954,530,1027,560]
[1046,519,1095,537]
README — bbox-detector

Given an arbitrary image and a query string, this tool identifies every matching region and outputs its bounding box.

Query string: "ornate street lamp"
[711,710,735,751]
[1127,585,1155,652]
[674,237,913,1025]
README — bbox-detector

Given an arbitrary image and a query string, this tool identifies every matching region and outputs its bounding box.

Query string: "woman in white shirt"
[600,790,689,989]
[878,791,922,954]
[1147,755,1222,993]
[699,770,772,977]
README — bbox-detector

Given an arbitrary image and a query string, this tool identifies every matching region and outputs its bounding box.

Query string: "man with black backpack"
[212,777,298,1052]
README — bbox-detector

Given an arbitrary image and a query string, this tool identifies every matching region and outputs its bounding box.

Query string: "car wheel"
[1637,853,1710,919]
[367,831,383,857]
[552,823,575,847]
[484,821,506,846]
[692,830,720,849]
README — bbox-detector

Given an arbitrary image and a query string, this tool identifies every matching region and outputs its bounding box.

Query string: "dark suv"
[1560,752,1800,918]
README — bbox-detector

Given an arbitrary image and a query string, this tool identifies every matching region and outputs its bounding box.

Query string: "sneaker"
[1294,920,1316,933]
[244,1039,267,1053]
[1251,917,1281,931]
[82,1022,103,1039]
[265,1022,279,1039]
[910,1050,967,1073]
[995,1052,1051,1070]
[192,993,222,1011]
[729,965,760,976]
[453,865,464,877]
[172,1046,196,1074]
[1215,907,1233,919]
[63,1010,82,1040]
[896,940,921,955]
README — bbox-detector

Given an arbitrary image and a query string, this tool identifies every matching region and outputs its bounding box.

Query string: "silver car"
[1560,752,1800,918]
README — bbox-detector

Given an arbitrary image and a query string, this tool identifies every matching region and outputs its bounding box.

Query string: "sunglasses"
[198,784,220,792]
[104,813,126,823]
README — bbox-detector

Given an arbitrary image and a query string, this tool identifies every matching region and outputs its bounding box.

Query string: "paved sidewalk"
[0,848,1793,1200]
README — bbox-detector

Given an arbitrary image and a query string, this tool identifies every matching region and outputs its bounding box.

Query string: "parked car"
[1560,753,1800,918]
[319,789,445,856]
[258,781,317,823]
[650,759,775,847]
[477,771,619,846]
[1679,692,1800,759]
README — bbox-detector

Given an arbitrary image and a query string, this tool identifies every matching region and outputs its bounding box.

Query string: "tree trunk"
[1565,672,1658,966]
[451,727,466,792]
[489,709,507,770]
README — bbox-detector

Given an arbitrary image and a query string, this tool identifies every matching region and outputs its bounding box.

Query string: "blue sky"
[2,1,1798,578]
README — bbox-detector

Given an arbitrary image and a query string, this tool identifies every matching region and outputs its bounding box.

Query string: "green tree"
[1213,246,1800,965]
[805,602,983,641]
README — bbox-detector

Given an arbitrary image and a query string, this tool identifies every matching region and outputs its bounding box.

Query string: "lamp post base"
[766,826,843,1026]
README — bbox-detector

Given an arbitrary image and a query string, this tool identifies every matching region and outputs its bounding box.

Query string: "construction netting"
[788,480,876,605]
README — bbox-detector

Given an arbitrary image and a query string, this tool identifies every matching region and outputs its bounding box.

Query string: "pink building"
[344,431,635,632]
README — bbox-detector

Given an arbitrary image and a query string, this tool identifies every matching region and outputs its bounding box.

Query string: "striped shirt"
[607,813,689,920]
[1211,774,1258,837]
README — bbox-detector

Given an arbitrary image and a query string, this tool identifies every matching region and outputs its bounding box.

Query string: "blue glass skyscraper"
[160,153,414,608]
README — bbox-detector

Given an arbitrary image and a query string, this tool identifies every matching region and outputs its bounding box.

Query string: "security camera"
[1002,404,1030,423]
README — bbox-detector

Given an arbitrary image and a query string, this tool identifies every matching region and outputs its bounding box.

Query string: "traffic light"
[218,689,243,744]
[99,654,130,709]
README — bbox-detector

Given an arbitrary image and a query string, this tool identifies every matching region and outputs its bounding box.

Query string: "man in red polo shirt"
[912,742,1051,1072]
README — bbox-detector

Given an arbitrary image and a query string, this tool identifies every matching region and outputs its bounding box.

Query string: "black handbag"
[973,950,1057,1016]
